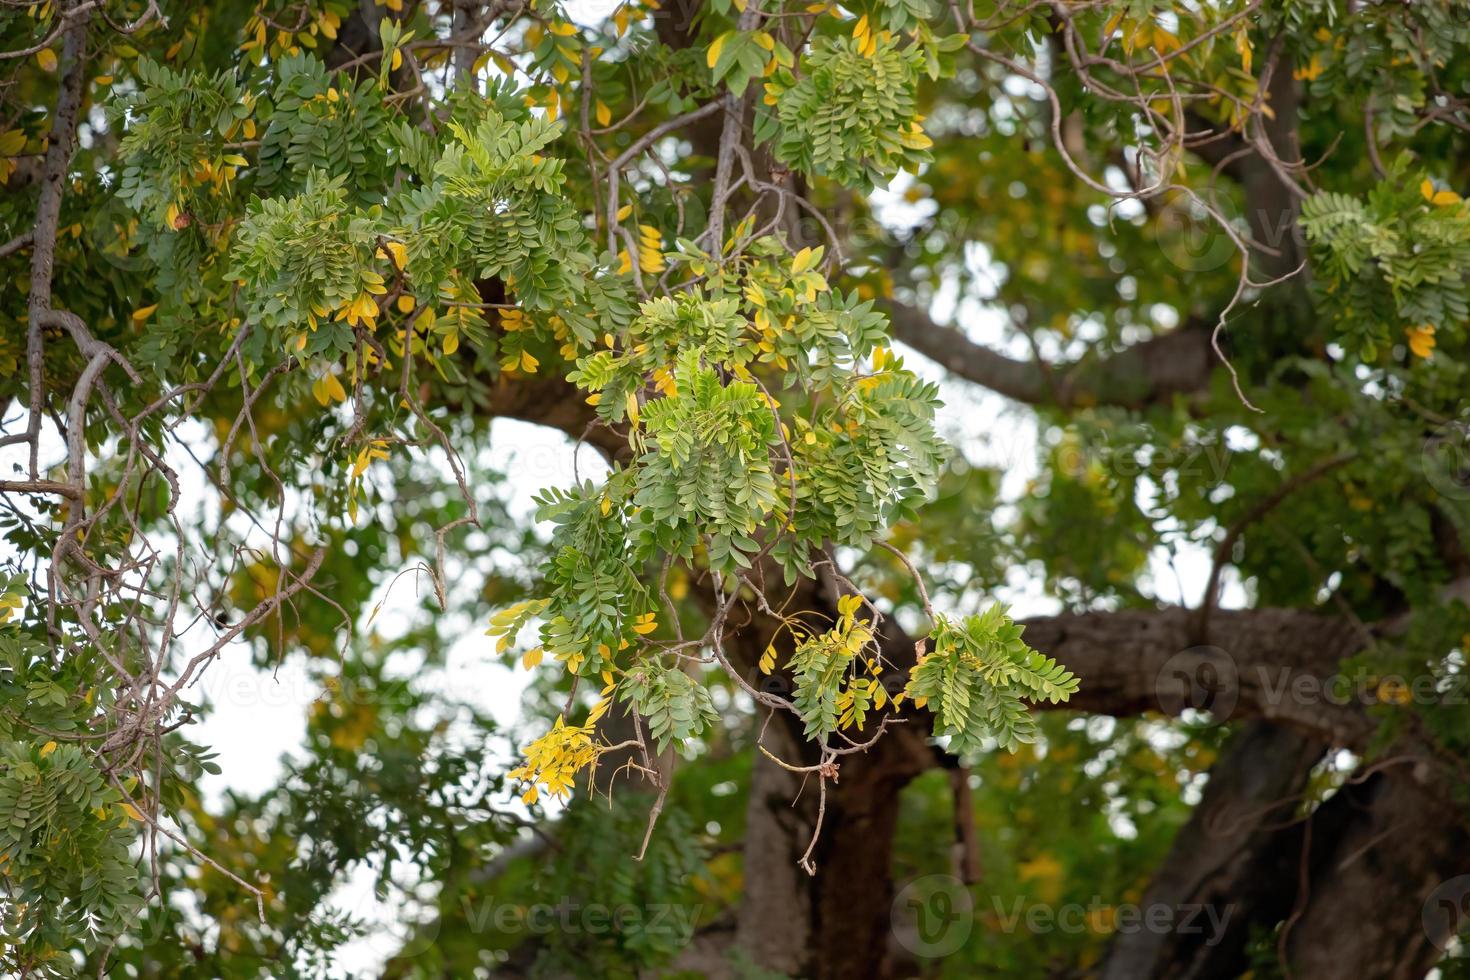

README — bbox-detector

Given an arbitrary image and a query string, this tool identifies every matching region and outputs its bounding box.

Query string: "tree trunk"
[1098,721,1325,980]
[734,708,933,979]
[1281,764,1470,979]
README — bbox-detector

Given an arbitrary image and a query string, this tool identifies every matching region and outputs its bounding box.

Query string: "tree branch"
[887,302,1216,409]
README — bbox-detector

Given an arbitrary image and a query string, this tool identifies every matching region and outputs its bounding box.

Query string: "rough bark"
[1097,721,1326,980]
[888,303,1217,410]
[1280,764,1470,979]
[1022,607,1375,748]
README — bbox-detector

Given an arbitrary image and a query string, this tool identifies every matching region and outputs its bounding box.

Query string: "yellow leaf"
[132,304,158,324]
[0,130,25,156]
[707,32,729,70]
[587,694,613,724]
[1421,179,1462,206]
[39,741,57,758]
[396,294,415,313]
[521,786,540,805]
[379,240,409,269]
[443,330,459,355]
[791,245,821,275]
[1293,53,1323,82]
[391,48,403,71]
[1406,324,1436,359]
[626,391,639,425]
[522,647,545,670]
[121,803,143,821]
[1234,25,1252,75]
[324,372,347,402]
[36,48,57,72]
[520,349,539,373]
[600,495,612,516]
[595,99,612,126]
[616,203,633,220]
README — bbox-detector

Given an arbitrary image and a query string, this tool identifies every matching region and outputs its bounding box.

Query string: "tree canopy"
[2,0,1470,977]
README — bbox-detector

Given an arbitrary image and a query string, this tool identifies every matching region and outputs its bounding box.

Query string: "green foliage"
[230,170,389,341]
[533,478,650,677]
[789,599,879,738]
[527,797,707,977]
[633,350,783,571]
[398,107,593,313]
[0,741,140,973]
[764,34,932,190]
[112,59,248,235]
[1302,157,1470,358]
[621,662,720,751]
[256,53,392,192]
[8,0,1470,973]
[907,607,1079,753]
[784,356,946,569]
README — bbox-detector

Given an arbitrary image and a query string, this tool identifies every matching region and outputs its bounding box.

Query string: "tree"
[1,0,1469,977]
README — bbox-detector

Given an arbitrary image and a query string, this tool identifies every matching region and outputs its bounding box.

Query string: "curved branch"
[887,302,1216,409]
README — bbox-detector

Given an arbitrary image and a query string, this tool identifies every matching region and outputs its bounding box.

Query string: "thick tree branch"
[887,302,1216,409]
[1023,606,1374,748]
